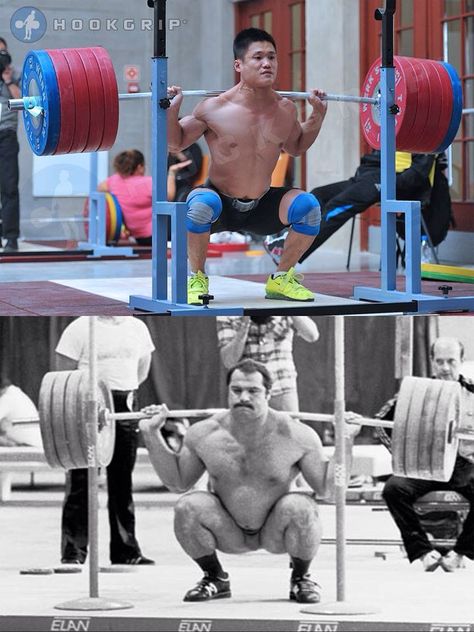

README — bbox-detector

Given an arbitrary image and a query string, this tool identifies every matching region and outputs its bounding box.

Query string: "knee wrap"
[186,189,222,234]
[287,192,321,236]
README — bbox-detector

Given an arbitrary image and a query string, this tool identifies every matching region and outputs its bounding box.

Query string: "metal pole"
[334,316,346,602]
[87,317,99,599]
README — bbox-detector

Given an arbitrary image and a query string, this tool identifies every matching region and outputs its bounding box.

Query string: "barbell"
[22,371,472,482]
[9,47,463,156]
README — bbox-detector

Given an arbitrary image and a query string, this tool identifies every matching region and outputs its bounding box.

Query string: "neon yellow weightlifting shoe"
[188,270,209,305]
[265,268,314,302]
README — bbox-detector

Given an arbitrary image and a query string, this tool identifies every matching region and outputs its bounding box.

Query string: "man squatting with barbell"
[167,28,327,305]
[140,359,362,603]
[377,337,474,572]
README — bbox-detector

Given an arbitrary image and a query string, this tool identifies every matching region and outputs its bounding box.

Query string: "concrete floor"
[0,475,472,631]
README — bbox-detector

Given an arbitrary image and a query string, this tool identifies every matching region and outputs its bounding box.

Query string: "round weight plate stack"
[38,372,63,468]
[21,50,61,156]
[436,62,463,153]
[90,47,119,151]
[105,193,124,242]
[64,370,92,468]
[360,55,463,153]
[75,48,107,152]
[47,49,77,155]
[431,380,461,481]
[60,48,91,153]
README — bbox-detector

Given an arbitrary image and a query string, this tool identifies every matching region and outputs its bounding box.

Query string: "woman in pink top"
[99,149,199,245]
[98,150,153,246]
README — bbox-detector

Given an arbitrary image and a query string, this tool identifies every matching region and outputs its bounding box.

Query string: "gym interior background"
[1,0,472,264]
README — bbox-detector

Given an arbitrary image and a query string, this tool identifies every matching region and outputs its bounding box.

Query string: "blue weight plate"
[436,62,463,153]
[21,50,61,156]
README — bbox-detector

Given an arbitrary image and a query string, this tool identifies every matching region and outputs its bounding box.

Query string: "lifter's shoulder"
[184,413,226,448]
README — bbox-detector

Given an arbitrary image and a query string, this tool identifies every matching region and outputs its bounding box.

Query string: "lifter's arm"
[296,415,361,499]
[283,91,328,157]
[167,86,208,152]
[139,405,205,493]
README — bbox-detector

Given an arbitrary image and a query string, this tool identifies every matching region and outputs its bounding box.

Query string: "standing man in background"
[0,37,21,252]
[216,316,319,411]
[56,316,156,566]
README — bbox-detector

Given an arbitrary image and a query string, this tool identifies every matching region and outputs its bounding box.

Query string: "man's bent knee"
[287,192,321,236]
[186,189,222,233]
[174,491,218,525]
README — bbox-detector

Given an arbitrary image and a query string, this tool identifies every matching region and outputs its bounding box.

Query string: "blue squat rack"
[129,0,474,315]
[353,1,474,313]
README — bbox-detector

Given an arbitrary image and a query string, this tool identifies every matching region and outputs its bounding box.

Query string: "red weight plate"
[75,48,106,153]
[425,60,454,151]
[397,57,432,152]
[61,49,91,153]
[360,58,382,149]
[360,56,418,150]
[47,49,76,155]
[414,59,444,152]
[394,56,422,150]
[90,47,119,151]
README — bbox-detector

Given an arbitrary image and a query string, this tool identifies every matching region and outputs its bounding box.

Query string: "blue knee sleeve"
[186,189,222,233]
[287,192,321,236]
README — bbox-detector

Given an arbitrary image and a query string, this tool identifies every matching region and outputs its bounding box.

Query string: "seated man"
[168,28,328,304]
[0,376,41,447]
[286,150,452,264]
[140,359,361,603]
[375,337,474,572]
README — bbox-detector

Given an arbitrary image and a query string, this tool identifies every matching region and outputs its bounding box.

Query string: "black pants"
[299,174,380,263]
[0,129,20,241]
[382,456,474,563]
[61,391,142,563]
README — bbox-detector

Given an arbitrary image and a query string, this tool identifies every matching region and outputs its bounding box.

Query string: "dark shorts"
[200,179,294,236]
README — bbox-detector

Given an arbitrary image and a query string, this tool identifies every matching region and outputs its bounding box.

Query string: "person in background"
[0,376,41,447]
[216,316,319,411]
[0,37,21,252]
[377,337,474,573]
[56,316,156,566]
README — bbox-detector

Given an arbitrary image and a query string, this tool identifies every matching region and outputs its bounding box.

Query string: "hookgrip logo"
[10,6,47,43]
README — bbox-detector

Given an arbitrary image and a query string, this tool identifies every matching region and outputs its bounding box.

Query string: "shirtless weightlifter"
[140,359,361,603]
[167,28,328,305]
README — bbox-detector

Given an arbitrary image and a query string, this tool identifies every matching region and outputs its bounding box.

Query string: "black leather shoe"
[3,239,18,252]
[113,555,155,565]
[61,559,83,565]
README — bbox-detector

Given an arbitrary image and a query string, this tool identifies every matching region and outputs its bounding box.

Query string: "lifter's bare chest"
[204,100,293,160]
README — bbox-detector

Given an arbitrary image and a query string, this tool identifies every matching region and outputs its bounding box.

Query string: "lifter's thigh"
[260,492,321,555]
[174,491,252,554]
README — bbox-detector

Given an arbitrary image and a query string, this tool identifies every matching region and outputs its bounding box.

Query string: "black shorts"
[201,179,294,236]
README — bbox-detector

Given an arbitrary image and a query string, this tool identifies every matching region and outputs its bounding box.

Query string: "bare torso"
[189,410,309,530]
[197,86,297,198]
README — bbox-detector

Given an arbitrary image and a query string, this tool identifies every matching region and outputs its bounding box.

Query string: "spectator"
[0,37,21,252]
[376,337,474,572]
[98,146,202,246]
[265,151,452,265]
[0,376,41,447]
[56,316,156,566]
[216,316,319,411]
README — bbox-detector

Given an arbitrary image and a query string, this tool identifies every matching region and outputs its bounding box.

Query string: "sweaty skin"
[167,41,327,200]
